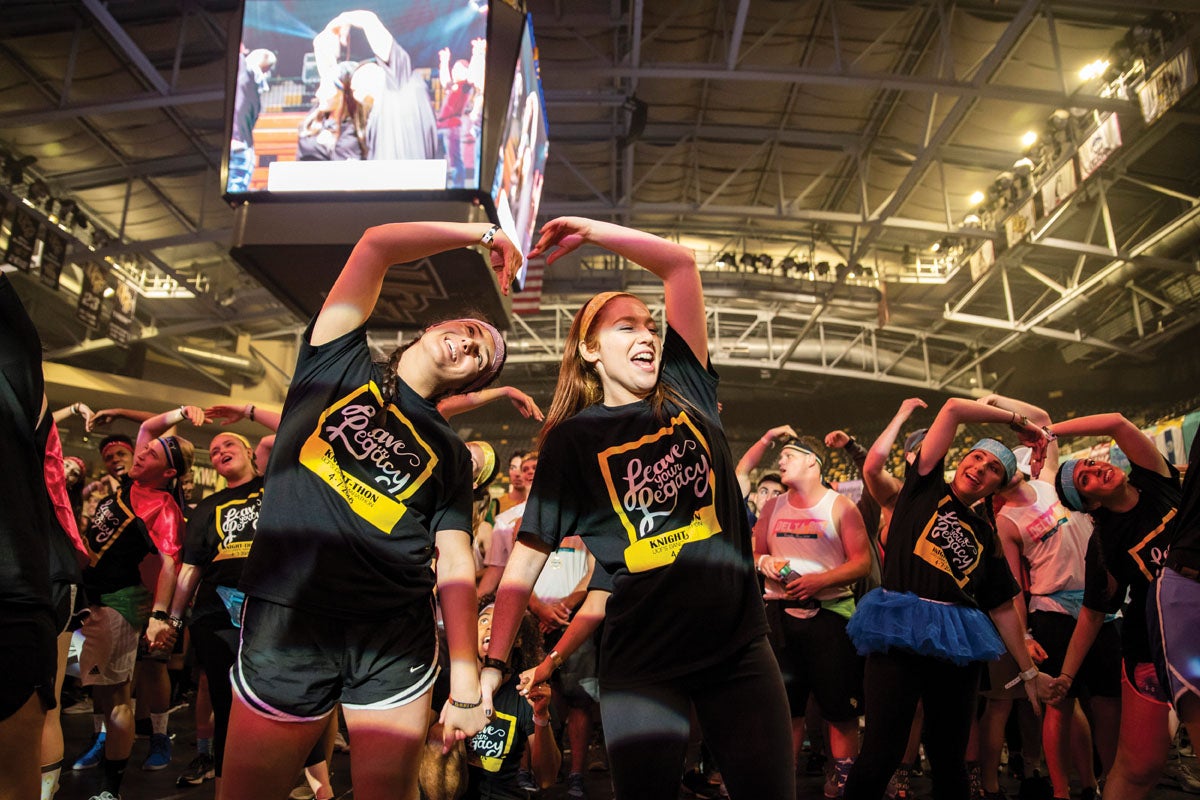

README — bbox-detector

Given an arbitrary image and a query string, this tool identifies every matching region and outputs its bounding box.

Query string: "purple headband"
[446,318,506,395]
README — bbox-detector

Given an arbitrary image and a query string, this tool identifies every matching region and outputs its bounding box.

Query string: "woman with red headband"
[479,217,795,799]
[220,221,520,800]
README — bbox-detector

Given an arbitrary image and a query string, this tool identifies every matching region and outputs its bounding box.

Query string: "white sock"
[40,764,60,800]
[93,714,105,734]
[150,711,169,735]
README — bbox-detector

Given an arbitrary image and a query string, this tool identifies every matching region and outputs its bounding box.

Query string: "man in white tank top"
[753,435,871,798]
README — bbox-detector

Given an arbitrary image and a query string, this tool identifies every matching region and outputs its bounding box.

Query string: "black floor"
[54,699,1200,800]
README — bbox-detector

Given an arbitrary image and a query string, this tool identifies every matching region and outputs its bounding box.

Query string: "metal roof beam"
[0,88,223,127]
[81,0,170,95]
[49,152,217,191]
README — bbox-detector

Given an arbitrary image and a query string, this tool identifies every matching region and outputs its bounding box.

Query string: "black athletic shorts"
[768,603,863,722]
[0,608,57,719]
[1029,610,1121,699]
[233,596,439,720]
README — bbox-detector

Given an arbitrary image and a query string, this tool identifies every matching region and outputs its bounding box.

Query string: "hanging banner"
[108,280,138,346]
[1004,199,1037,248]
[76,261,108,328]
[1077,114,1121,181]
[5,204,41,271]
[968,239,996,282]
[39,228,69,289]
[1138,49,1197,125]
[1039,158,1077,217]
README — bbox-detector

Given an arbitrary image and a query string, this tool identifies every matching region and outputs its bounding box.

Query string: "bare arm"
[863,398,926,508]
[314,222,521,347]
[435,529,489,749]
[524,682,561,787]
[528,218,706,363]
[735,424,797,497]
[479,538,552,711]
[787,496,871,601]
[168,563,203,620]
[988,600,1048,713]
[204,403,282,433]
[136,405,206,450]
[53,402,94,426]
[918,397,1046,478]
[438,386,543,422]
[979,393,1060,480]
[518,590,610,690]
[1049,413,1170,478]
[996,517,1045,663]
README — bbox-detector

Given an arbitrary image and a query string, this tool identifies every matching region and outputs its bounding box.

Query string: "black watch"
[482,656,508,672]
[151,610,183,629]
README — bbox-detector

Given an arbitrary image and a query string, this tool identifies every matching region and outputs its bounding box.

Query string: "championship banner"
[968,239,996,282]
[107,280,138,346]
[39,227,69,289]
[75,261,108,328]
[1138,49,1197,125]
[1078,114,1121,181]
[5,204,40,271]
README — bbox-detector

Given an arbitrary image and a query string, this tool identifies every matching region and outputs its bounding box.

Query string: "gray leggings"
[599,636,795,800]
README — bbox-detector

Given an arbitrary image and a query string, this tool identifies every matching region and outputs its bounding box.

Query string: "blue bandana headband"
[1056,459,1086,512]
[969,438,1017,484]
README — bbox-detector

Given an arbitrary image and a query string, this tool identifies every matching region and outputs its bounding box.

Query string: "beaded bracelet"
[448,695,482,709]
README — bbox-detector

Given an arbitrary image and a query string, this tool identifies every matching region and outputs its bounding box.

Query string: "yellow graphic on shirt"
[1128,508,1176,581]
[597,411,721,573]
[211,488,262,563]
[467,709,518,772]
[300,382,437,534]
[84,491,136,566]
[914,496,982,589]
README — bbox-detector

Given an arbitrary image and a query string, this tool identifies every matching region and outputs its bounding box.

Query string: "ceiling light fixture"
[1079,59,1110,81]
[968,190,985,206]
[1021,130,1038,148]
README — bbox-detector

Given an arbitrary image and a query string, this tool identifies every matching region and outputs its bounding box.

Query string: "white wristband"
[532,715,550,728]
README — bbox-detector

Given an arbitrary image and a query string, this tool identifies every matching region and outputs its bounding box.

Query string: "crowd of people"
[4,216,1199,800]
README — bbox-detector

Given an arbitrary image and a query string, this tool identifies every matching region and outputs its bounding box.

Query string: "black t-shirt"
[1083,462,1181,664]
[521,328,768,689]
[81,484,157,598]
[0,274,53,611]
[465,678,535,800]
[881,457,1018,611]
[184,476,264,625]
[1165,426,1200,576]
[239,321,473,621]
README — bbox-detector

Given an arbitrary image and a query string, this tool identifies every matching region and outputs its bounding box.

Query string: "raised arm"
[53,401,94,427]
[735,424,797,497]
[135,405,206,451]
[1049,413,1170,478]
[329,10,394,62]
[205,402,282,433]
[478,538,553,713]
[918,397,1046,478]
[978,393,1060,480]
[528,218,706,363]
[863,398,926,507]
[314,222,521,347]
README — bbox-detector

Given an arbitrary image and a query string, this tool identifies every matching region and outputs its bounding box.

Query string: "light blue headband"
[969,438,1017,484]
[1057,459,1085,512]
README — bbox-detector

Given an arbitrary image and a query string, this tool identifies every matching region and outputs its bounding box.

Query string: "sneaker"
[1161,757,1200,794]
[516,768,537,794]
[567,771,586,798]
[72,732,106,770]
[681,768,720,799]
[142,732,172,771]
[289,784,316,800]
[176,752,215,786]
[885,766,912,800]
[88,793,120,800]
[824,757,854,798]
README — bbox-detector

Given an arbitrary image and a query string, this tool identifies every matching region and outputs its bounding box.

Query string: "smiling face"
[1073,458,1127,507]
[102,444,134,479]
[407,319,497,397]
[952,449,1007,503]
[209,433,256,485]
[580,295,661,406]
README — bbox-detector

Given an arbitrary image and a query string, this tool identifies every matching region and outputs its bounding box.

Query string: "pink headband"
[444,318,506,395]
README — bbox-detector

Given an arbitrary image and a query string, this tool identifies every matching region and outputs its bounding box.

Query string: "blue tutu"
[846,588,1005,666]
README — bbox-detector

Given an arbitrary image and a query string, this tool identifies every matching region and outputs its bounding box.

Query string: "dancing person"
[1049,412,1183,800]
[480,217,795,800]
[842,398,1056,800]
[326,10,437,161]
[164,402,279,793]
[220,221,520,800]
[0,270,61,799]
[754,435,871,797]
[227,47,276,191]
